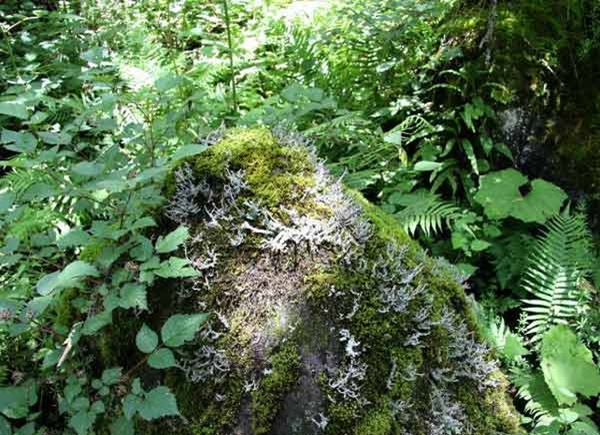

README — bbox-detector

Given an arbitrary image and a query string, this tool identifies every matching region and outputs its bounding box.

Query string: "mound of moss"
[140,128,523,435]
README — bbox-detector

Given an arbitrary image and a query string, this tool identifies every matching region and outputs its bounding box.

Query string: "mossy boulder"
[142,128,523,435]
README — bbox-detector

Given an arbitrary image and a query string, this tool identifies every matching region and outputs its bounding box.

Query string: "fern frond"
[522,213,593,342]
[0,169,55,196]
[392,191,460,237]
[511,368,559,422]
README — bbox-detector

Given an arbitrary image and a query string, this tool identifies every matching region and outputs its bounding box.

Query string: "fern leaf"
[511,368,559,422]
[390,191,460,237]
[522,213,593,342]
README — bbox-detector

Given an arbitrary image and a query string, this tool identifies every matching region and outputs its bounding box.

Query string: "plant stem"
[222,0,238,114]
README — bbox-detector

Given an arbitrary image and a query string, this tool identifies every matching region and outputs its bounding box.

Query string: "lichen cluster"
[146,128,523,435]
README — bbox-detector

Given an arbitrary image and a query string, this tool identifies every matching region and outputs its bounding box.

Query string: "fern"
[511,368,559,422]
[0,169,55,196]
[522,212,593,342]
[390,191,461,237]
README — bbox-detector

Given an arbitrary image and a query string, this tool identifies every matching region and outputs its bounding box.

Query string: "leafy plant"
[511,325,600,435]
[522,212,594,342]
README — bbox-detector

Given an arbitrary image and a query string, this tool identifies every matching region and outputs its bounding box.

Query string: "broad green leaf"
[131,237,153,262]
[0,192,14,213]
[21,296,52,320]
[138,386,179,421]
[502,334,528,360]
[57,229,91,249]
[0,416,10,435]
[567,421,600,435]
[38,131,72,145]
[69,410,96,435]
[90,400,105,414]
[414,161,442,172]
[474,169,566,223]
[541,325,600,406]
[101,367,122,386]
[155,226,189,253]
[110,416,134,435]
[119,283,148,310]
[171,144,208,161]
[122,394,141,420]
[81,47,105,64]
[36,261,99,295]
[81,309,113,335]
[0,102,28,120]
[42,349,61,369]
[160,313,207,347]
[474,169,527,219]
[154,73,182,92]
[1,130,36,153]
[148,348,177,369]
[136,324,158,353]
[72,161,104,177]
[0,382,37,419]
[13,422,35,435]
[154,257,199,278]
[510,179,567,223]
[131,217,157,230]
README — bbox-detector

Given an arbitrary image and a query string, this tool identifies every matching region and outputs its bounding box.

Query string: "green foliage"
[387,190,461,237]
[474,169,567,223]
[541,325,600,406]
[0,0,599,432]
[155,225,189,253]
[522,213,594,342]
[160,314,208,348]
[510,326,600,435]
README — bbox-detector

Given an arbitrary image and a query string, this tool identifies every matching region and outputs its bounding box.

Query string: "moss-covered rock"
[142,127,524,435]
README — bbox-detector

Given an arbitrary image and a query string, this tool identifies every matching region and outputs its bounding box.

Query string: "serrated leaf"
[154,257,199,278]
[69,410,96,435]
[138,386,179,421]
[36,261,99,295]
[122,394,141,420]
[81,309,113,335]
[155,226,189,253]
[161,313,207,347]
[136,324,158,353]
[110,416,134,435]
[56,229,91,249]
[148,348,177,369]
[119,283,147,310]
[101,367,122,386]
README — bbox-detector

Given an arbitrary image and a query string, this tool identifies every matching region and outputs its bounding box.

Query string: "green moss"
[251,342,301,434]
[143,128,525,435]
[354,405,392,435]
[457,380,526,435]
[190,128,315,210]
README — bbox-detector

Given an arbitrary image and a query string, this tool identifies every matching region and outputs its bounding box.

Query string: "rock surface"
[141,128,523,435]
